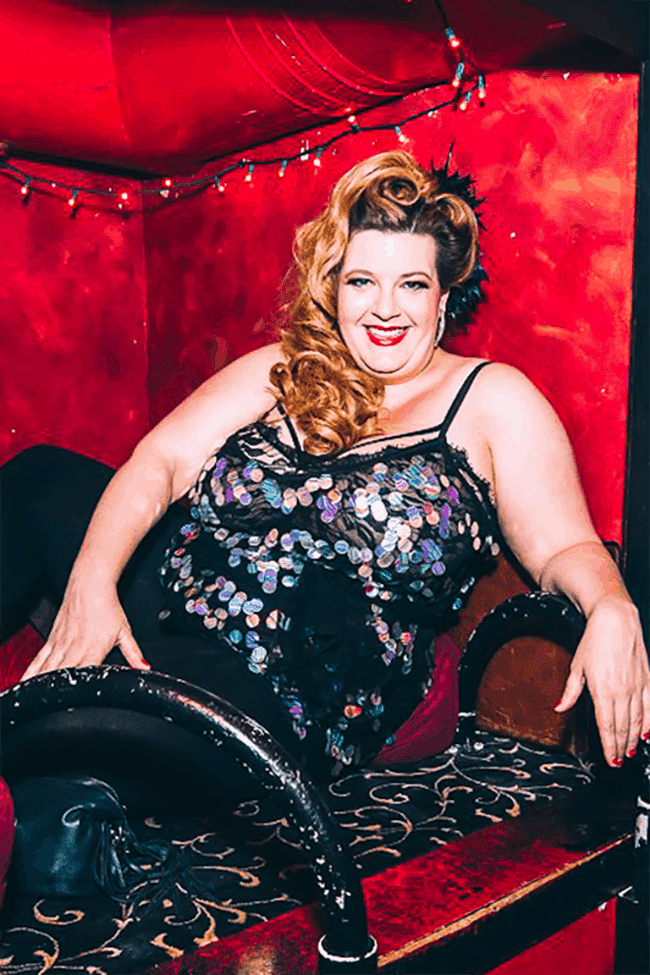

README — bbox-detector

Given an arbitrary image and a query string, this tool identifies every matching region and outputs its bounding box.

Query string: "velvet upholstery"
[0,730,597,973]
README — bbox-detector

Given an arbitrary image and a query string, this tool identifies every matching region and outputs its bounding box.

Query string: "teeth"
[367,326,407,338]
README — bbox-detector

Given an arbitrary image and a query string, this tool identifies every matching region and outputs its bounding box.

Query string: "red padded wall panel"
[0,165,150,469]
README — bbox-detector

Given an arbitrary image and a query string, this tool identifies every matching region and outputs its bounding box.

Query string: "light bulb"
[452,62,465,89]
[445,28,461,49]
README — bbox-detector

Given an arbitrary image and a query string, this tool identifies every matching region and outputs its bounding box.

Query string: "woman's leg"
[0,444,186,644]
[135,631,320,771]
[1,445,105,634]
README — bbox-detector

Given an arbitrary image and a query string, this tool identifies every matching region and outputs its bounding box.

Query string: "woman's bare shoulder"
[477,360,553,405]
[469,361,567,448]
[443,354,532,389]
[221,341,283,378]
[144,342,283,435]
[437,355,559,435]
[187,342,282,400]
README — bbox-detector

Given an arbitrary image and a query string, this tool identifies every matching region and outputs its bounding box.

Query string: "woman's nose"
[371,289,400,322]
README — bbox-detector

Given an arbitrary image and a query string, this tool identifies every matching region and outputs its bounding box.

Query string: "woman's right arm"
[20,344,281,680]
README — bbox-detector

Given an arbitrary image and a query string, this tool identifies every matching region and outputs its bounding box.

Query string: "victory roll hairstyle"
[270,151,486,455]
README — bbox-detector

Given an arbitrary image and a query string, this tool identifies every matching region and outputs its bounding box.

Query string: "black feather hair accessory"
[430,146,489,330]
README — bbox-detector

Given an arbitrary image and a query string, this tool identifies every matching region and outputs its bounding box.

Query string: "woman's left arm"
[481,365,650,768]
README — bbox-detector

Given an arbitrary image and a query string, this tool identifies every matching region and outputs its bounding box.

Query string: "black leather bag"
[10,773,176,900]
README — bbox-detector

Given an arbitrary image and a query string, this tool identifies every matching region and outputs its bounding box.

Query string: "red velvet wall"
[0,70,637,546]
[0,169,149,468]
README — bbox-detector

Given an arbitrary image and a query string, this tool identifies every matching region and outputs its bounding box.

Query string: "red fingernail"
[612,758,623,767]
[554,700,563,709]
[643,732,650,741]
[628,750,636,759]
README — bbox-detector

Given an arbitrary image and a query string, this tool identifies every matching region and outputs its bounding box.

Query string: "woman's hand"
[555,596,650,766]
[20,580,150,681]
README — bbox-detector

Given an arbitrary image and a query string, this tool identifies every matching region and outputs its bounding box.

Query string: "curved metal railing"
[1,667,378,973]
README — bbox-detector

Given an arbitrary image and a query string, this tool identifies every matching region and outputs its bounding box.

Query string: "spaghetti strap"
[440,361,492,435]
[273,364,492,458]
[276,402,304,454]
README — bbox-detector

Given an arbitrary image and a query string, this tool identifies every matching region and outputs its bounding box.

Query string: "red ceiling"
[0,0,584,173]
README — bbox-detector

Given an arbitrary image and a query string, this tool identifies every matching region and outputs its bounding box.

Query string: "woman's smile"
[337,230,446,381]
[365,324,410,346]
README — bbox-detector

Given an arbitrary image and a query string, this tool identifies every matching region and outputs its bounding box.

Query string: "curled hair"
[270,151,486,455]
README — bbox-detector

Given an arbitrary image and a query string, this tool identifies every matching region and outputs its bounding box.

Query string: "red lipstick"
[365,326,408,346]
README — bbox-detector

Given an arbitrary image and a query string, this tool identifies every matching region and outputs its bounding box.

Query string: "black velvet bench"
[0,579,647,974]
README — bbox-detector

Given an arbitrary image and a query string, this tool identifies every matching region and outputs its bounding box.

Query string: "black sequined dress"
[160,362,501,777]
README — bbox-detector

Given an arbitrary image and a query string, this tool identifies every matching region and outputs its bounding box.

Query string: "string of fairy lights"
[0,2,485,216]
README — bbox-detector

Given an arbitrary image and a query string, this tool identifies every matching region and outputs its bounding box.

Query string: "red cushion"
[0,777,14,909]
[0,626,44,691]
[373,635,460,766]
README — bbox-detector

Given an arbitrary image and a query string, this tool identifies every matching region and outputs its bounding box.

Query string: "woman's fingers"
[590,686,648,766]
[613,696,632,763]
[591,696,618,766]
[642,683,650,744]
[20,644,57,681]
[116,630,151,670]
[21,643,86,680]
[554,663,585,713]
[625,694,643,758]
[554,657,649,767]
[20,636,110,680]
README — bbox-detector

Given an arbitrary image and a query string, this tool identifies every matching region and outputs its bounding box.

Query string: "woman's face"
[337,230,447,383]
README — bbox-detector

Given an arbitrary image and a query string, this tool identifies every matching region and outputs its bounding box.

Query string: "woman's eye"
[403,280,429,291]
[346,277,372,288]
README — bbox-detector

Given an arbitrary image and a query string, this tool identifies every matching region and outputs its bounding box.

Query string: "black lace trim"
[248,419,496,512]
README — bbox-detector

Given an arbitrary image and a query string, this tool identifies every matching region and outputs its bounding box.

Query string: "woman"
[4,151,648,782]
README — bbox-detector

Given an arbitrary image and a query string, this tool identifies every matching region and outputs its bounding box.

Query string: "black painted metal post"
[623,59,650,639]
[622,57,650,972]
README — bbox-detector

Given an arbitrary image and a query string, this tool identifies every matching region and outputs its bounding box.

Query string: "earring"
[434,301,448,346]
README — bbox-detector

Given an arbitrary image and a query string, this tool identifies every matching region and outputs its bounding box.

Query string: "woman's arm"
[539,540,647,766]
[480,364,650,767]
[20,344,281,680]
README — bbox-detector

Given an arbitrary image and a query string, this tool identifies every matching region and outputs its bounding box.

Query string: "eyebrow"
[343,269,433,280]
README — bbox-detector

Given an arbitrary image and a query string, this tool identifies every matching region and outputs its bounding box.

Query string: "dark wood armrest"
[448,547,619,756]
